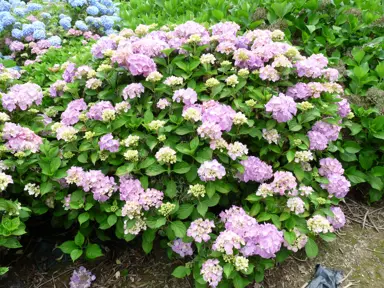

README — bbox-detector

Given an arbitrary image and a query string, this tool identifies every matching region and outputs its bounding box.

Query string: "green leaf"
[254,269,264,283]
[371,166,384,177]
[165,180,177,198]
[212,9,224,20]
[145,164,167,176]
[343,141,361,153]
[234,274,250,288]
[172,266,190,278]
[116,163,135,176]
[50,157,61,173]
[40,182,53,195]
[2,238,22,248]
[250,203,261,216]
[224,263,234,278]
[59,241,78,254]
[197,201,208,216]
[70,249,83,262]
[170,221,187,238]
[177,204,194,220]
[138,157,156,169]
[146,217,166,229]
[284,231,296,245]
[85,243,103,259]
[142,229,156,254]
[286,150,295,162]
[257,212,271,222]
[190,137,199,151]
[74,232,85,247]
[246,194,261,203]
[305,238,318,258]
[173,162,191,174]
[206,182,215,198]
[319,233,336,242]
[195,148,212,163]
[108,214,117,226]
[0,267,9,275]
[78,212,90,225]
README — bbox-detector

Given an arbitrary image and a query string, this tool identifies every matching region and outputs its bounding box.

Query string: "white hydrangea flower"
[200,53,216,64]
[155,147,177,164]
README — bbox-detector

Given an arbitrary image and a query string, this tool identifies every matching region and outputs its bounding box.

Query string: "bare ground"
[1,200,384,288]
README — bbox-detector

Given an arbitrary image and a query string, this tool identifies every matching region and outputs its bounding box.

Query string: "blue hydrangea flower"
[89,0,97,5]
[11,28,22,39]
[33,29,46,40]
[13,21,21,29]
[105,29,116,35]
[13,7,26,17]
[85,16,101,29]
[48,36,61,46]
[22,24,34,37]
[32,21,45,30]
[68,0,87,8]
[75,20,88,31]
[86,5,99,16]
[41,12,51,19]
[0,12,15,27]
[59,13,68,19]
[100,0,113,6]
[95,3,107,15]
[100,15,114,30]
[59,18,72,30]
[0,1,11,12]
[26,3,42,12]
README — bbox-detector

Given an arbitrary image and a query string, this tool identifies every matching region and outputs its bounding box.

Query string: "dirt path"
[264,222,384,288]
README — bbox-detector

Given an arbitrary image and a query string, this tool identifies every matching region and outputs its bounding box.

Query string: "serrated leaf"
[170,221,187,238]
[305,238,318,258]
[74,232,85,247]
[78,212,89,225]
[173,162,191,174]
[177,204,194,220]
[70,249,83,262]
[85,243,103,259]
[172,266,190,278]
[59,241,78,254]
[197,201,208,216]
[108,214,117,226]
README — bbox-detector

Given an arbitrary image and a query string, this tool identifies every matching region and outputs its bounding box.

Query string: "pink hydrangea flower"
[122,83,144,100]
[61,99,87,125]
[265,93,297,123]
[237,156,273,183]
[87,101,114,121]
[2,122,42,153]
[308,131,329,151]
[127,54,157,77]
[328,206,346,229]
[187,218,215,243]
[173,88,197,105]
[201,259,223,288]
[198,160,226,182]
[98,133,119,152]
[119,176,144,202]
[139,188,163,210]
[171,239,193,257]
[321,174,350,198]
[2,83,43,111]
[319,158,344,177]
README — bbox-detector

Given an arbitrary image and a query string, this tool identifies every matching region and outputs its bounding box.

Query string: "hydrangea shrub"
[0,20,352,287]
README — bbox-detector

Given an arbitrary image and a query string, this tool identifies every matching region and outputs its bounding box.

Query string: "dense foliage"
[0,0,383,287]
